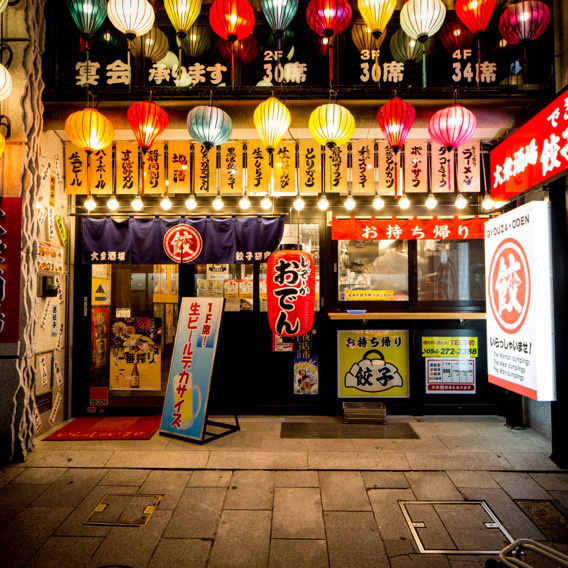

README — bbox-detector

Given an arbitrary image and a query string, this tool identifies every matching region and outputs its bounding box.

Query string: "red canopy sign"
[490,90,568,202]
[331,216,486,241]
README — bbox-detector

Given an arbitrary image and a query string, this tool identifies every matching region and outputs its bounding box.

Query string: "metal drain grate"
[399,500,514,555]
[85,494,162,527]
[280,422,418,439]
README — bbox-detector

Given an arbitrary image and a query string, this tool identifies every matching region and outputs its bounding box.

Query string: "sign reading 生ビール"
[484,201,556,401]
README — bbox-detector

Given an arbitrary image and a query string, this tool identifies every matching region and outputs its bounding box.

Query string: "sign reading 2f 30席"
[484,202,555,401]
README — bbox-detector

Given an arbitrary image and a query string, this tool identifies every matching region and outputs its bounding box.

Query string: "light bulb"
[293,195,305,211]
[84,195,97,211]
[131,195,144,211]
[107,195,119,211]
[185,194,197,210]
[495,200,505,209]
[317,194,329,211]
[425,193,437,210]
[160,196,173,211]
[373,195,385,210]
[239,194,251,210]
[398,194,410,209]
[260,194,272,210]
[455,193,468,209]
[344,194,356,211]
[213,194,224,210]
[482,194,495,211]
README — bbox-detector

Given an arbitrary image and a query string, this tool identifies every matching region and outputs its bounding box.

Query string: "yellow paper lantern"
[0,0,9,15]
[253,97,291,154]
[64,108,114,153]
[164,0,202,39]
[308,103,355,148]
[358,0,396,39]
[129,27,170,62]
[0,133,6,158]
[351,23,386,53]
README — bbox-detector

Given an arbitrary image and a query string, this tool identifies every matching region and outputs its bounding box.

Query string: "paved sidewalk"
[0,416,567,567]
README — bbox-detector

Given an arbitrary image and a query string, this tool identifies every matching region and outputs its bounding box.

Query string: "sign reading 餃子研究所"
[490,90,568,202]
[484,201,556,401]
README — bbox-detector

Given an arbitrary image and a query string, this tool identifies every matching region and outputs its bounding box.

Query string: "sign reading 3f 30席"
[484,202,555,401]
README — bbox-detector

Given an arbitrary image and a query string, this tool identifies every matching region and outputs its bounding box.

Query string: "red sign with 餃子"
[490,90,568,202]
[0,197,22,343]
[331,216,485,241]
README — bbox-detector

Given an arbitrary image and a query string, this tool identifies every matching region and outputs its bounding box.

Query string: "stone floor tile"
[209,510,271,568]
[531,473,568,491]
[447,471,500,489]
[87,508,172,568]
[382,537,416,557]
[351,438,450,453]
[27,536,103,568]
[490,472,552,500]
[501,453,559,471]
[225,471,275,510]
[325,511,387,567]
[99,468,150,486]
[0,507,73,567]
[106,450,209,469]
[206,431,265,451]
[148,538,211,568]
[187,470,232,487]
[390,553,451,567]
[368,488,416,542]
[410,423,478,437]
[405,472,463,500]
[272,488,325,539]
[0,483,51,512]
[269,539,329,568]
[24,450,113,468]
[405,452,513,471]
[309,451,410,470]
[138,470,191,510]
[362,472,409,489]
[0,467,24,487]
[405,503,456,551]
[207,451,308,470]
[260,438,356,452]
[460,487,545,541]
[32,468,108,508]
[275,471,319,488]
[440,436,545,453]
[11,467,68,485]
[163,487,226,538]
[319,471,371,511]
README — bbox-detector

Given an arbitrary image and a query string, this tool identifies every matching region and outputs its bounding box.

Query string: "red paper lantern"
[455,0,497,36]
[439,19,474,54]
[267,248,316,338]
[127,101,169,152]
[376,97,416,153]
[428,103,476,150]
[209,0,255,42]
[218,35,259,64]
[306,0,352,39]
[498,0,550,45]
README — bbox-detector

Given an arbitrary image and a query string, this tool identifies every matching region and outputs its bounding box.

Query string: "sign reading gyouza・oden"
[484,201,556,401]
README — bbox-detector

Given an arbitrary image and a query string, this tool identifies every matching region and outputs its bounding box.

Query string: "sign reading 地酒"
[484,201,556,401]
[490,90,568,202]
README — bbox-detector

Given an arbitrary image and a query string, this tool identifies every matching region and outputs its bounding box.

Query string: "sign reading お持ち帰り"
[484,201,555,401]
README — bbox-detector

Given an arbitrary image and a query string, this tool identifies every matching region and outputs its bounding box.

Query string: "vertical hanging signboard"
[484,201,556,401]
[160,297,225,441]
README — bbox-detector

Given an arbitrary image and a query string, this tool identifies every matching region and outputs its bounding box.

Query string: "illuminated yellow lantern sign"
[308,103,355,149]
[357,0,396,40]
[253,96,291,155]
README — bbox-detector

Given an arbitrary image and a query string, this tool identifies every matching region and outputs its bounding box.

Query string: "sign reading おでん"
[484,201,555,401]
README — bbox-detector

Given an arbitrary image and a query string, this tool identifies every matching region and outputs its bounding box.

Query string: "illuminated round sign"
[163,224,203,263]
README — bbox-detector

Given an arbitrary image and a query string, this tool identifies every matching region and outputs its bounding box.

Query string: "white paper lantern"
[0,64,13,101]
[108,0,155,40]
[400,0,446,43]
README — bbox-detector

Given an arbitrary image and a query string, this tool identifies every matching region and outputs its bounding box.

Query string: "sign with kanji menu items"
[160,298,224,442]
[490,90,568,202]
[485,201,555,401]
[338,330,409,398]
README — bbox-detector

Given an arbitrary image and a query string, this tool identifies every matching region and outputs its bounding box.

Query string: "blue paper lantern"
[187,106,232,149]
[67,0,108,39]
[261,0,298,36]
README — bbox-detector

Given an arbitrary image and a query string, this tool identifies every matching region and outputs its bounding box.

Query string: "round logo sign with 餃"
[163,224,203,263]
[488,237,531,335]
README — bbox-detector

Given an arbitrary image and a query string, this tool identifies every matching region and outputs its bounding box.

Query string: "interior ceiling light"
[455,193,468,209]
[260,194,272,210]
[131,195,144,210]
[318,194,329,210]
[344,193,356,210]
[185,194,197,210]
[293,195,305,211]
[239,194,251,209]
[84,195,97,211]
[373,194,385,210]
[160,195,173,210]
[425,193,437,209]
[398,194,410,209]
[213,194,225,210]
[107,195,119,211]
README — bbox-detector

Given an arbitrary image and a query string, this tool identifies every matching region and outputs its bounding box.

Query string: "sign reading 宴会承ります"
[484,201,556,401]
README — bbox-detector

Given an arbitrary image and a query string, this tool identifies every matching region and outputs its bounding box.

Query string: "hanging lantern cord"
[476,35,481,88]
[328,36,334,88]
[422,50,427,89]
[140,147,146,197]
[112,142,117,201]
[230,38,236,89]
[86,150,92,201]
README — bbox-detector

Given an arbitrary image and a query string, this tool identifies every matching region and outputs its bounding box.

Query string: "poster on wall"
[294,333,318,395]
[92,264,112,306]
[337,330,410,398]
[37,241,63,273]
[91,307,110,370]
[160,297,224,442]
[484,201,556,401]
[109,317,162,390]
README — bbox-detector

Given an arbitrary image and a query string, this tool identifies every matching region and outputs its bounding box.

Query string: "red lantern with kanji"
[428,103,476,150]
[218,35,259,65]
[267,247,316,338]
[439,19,474,54]
[127,101,169,153]
[455,0,497,36]
[209,0,255,42]
[376,97,416,153]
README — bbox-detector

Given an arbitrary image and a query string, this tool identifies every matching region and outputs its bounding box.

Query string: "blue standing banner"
[160,297,233,442]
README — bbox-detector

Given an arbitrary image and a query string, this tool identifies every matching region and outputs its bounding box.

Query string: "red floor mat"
[43,416,161,441]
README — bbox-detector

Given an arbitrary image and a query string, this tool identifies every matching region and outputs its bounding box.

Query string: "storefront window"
[195,264,254,311]
[417,240,485,302]
[338,240,409,301]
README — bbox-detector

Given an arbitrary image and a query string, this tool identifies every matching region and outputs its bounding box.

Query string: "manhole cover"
[84,494,162,527]
[399,500,514,555]
[515,500,568,542]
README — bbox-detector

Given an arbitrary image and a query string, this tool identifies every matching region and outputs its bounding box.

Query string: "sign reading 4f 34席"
[484,202,555,401]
